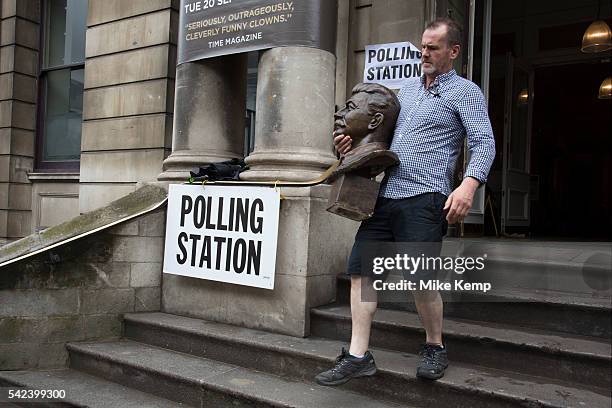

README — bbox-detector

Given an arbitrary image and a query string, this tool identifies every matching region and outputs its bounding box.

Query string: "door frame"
[500,54,534,231]
[463,0,492,226]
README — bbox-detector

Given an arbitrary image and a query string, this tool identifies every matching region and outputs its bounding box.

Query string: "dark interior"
[483,0,611,240]
[530,62,611,239]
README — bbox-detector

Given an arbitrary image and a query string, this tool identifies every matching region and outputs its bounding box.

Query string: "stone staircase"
[0,311,405,408]
[1,242,611,407]
[2,305,610,407]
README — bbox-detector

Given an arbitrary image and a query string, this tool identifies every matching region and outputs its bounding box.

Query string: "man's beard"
[422,62,436,75]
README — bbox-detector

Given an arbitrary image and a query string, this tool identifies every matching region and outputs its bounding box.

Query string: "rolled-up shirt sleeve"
[457,85,496,184]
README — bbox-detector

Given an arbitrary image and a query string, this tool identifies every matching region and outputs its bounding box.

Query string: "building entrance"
[470,0,611,240]
[530,61,611,239]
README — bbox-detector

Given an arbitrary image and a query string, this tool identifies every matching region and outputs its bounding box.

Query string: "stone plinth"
[162,184,359,337]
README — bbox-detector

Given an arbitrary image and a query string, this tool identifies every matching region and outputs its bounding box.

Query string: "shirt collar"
[420,69,457,87]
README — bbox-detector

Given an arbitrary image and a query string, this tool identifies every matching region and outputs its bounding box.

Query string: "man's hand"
[444,177,480,224]
[333,133,352,155]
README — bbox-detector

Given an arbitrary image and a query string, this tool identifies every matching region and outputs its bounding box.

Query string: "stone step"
[122,312,610,408]
[441,239,611,293]
[453,257,610,293]
[0,368,184,407]
[336,274,612,338]
[310,304,611,389]
[66,340,407,408]
[441,238,611,265]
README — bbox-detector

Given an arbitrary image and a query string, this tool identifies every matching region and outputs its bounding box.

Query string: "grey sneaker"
[315,347,377,386]
[416,343,448,380]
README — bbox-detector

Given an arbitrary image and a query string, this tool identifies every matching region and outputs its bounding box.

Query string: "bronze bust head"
[332,83,401,178]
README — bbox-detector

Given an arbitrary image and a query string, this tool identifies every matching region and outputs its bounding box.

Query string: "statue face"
[334,91,373,143]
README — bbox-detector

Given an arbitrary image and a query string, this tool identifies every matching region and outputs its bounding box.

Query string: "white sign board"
[363,41,422,90]
[163,184,281,290]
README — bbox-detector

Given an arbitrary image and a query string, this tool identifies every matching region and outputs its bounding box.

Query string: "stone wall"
[79,0,178,212]
[29,174,80,233]
[346,0,429,94]
[0,208,166,370]
[1,0,181,236]
[0,0,40,241]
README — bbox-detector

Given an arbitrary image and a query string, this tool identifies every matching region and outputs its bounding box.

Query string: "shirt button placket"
[407,92,424,123]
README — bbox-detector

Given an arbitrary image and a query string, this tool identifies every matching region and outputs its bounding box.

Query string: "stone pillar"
[158,54,247,182]
[240,47,337,182]
[0,0,40,242]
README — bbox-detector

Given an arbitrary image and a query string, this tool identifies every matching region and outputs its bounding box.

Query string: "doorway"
[472,0,612,240]
[530,61,611,239]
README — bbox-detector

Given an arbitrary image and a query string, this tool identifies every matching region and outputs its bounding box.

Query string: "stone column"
[0,0,40,241]
[158,54,247,182]
[240,47,337,182]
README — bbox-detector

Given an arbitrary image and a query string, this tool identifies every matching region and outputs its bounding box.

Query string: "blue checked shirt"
[380,69,495,198]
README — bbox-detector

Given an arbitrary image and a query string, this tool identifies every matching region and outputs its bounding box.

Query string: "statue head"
[333,83,401,149]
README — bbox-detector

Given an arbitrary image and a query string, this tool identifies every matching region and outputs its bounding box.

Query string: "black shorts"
[347,192,448,276]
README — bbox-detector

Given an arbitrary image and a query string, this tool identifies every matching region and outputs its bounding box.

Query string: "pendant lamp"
[598,77,612,99]
[581,20,612,52]
[581,0,612,53]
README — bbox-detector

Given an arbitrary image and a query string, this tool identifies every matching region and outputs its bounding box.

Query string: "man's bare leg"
[412,290,443,345]
[314,275,378,385]
[413,289,448,379]
[349,276,378,355]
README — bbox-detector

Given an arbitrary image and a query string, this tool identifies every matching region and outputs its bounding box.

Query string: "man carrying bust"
[315,18,495,385]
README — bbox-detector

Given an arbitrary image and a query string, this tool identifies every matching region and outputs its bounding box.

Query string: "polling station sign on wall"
[178,0,337,64]
[363,41,423,90]
[163,184,281,290]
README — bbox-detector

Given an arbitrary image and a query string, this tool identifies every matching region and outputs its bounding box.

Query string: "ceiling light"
[598,77,612,99]
[581,20,612,53]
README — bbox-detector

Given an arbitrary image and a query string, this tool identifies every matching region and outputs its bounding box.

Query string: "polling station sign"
[163,184,280,290]
[363,41,423,89]
[178,0,337,64]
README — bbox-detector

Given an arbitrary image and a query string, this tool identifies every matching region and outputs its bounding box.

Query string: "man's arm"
[444,84,496,224]
[458,84,496,185]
